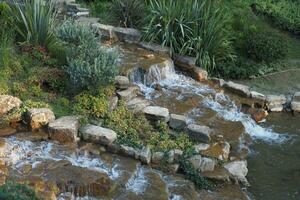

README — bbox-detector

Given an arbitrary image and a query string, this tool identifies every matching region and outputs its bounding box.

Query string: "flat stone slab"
[266,95,287,112]
[48,116,80,144]
[138,42,170,55]
[117,86,140,102]
[143,106,170,122]
[27,108,55,130]
[80,124,117,145]
[169,114,187,130]
[187,124,212,143]
[126,98,151,113]
[291,92,300,113]
[224,81,250,97]
[0,95,22,117]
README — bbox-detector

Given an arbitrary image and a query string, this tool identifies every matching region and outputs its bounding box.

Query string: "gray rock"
[201,142,231,161]
[117,86,140,101]
[266,95,287,112]
[169,114,187,130]
[143,106,170,122]
[126,98,151,113]
[0,95,22,117]
[291,92,300,113]
[120,145,139,159]
[250,91,266,107]
[138,42,170,55]
[139,146,151,164]
[109,96,118,111]
[188,155,215,172]
[187,124,212,143]
[115,76,130,90]
[91,23,115,38]
[224,160,249,186]
[114,27,141,42]
[170,149,183,161]
[80,124,117,145]
[27,108,55,130]
[224,81,250,97]
[152,152,164,164]
[193,143,210,153]
[48,116,80,144]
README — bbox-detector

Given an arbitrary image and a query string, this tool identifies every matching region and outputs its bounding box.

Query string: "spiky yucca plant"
[10,0,57,48]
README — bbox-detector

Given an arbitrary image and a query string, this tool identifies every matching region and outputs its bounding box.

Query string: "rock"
[109,96,118,111]
[250,91,266,107]
[246,108,268,123]
[117,86,140,101]
[138,42,170,55]
[139,146,151,164]
[224,81,250,97]
[80,124,117,146]
[224,160,248,186]
[170,149,183,161]
[169,114,187,130]
[192,67,208,82]
[120,145,139,160]
[188,155,215,172]
[291,92,300,113]
[0,138,7,157]
[202,166,231,183]
[152,152,164,164]
[187,124,212,143]
[113,27,141,42]
[201,142,231,161]
[115,76,130,90]
[194,143,210,153]
[266,95,287,112]
[126,98,151,113]
[27,108,55,130]
[0,95,22,117]
[0,127,17,137]
[143,106,170,122]
[91,23,115,38]
[48,116,80,144]
[170,164,180,174]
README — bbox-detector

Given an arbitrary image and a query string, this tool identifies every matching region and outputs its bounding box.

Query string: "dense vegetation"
[0,182,39,200]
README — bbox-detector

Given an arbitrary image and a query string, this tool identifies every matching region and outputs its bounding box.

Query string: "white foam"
[125,165,149,194]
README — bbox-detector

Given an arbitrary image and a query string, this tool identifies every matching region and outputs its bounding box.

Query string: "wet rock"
[224,160,249,186]
[0,138,7,157]
[188,155,215,172]
[48,116,80,144]
[170,149,183,161]
[192,67,208,82]
[224,81,250,97]
[193,143,210,153]
[201,142,231,161]
[57,192,74,200]
[202,166,231,183]
[291,92,300,113]
[143,106,170,122]
[266,95,287,112]
[152,152,164,164]
[126,98,151,113]
[109,96,119,111]
[138,42,170,55]
[0,127,17,137]
[80,124,117,145]
[169,114,187,130]
[246,107,268,123]
[15,131,49,142]
[250,91,266,107]
[117,86,140,101]
[187,124,212,143]
[115,76,130,90]
[139,146,151,164]
[27,108,55,130]
[0,95,22,117]
[120,145,139,159]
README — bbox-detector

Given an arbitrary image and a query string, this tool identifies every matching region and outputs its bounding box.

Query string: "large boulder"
[27,108,55,130]
[126,98,151,113]
[0,95,22,117]
[224,81,250,97]
[115,76,130,90]
[224,160,248,186]
[48,116,80,144]
[188,155,215,172]
[187,124,212,143]
[266,95,287,112]
[169,114,187,130]
[80,124,117,145]
[117,86,140,102]
[143,106,170,122]
[291,92,300,113]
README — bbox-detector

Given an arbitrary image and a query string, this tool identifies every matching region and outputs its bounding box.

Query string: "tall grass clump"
[142,0,235,73]
[9,0,57,48]
[57,21,118,91]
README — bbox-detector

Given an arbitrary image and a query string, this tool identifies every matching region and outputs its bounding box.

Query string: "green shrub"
[0,182,39,200]
[57,21,119,91]
[21,100,51,113]
[245,29,288,62]
[0,32,14,69]
[111,0,146,28]
[9,0,57,48]
[142,0,235,73]
[253,0,300,35]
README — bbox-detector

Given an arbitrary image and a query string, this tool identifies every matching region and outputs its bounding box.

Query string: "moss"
[0,182,40,200]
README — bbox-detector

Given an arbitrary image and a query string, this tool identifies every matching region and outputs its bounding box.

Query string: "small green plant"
[10,0,57,48]
[0,182,39,200]
[245,29,288,62]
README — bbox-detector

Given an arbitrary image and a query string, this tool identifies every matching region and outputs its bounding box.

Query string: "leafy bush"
[253,0,300,35]
[0,32,14,69]
[0,2,12,35]
[111,0,146,28]
[143,0,235,72]
[57,21,119,91]
[245,29,288,62]
[0,182,39,200]
[9,0,57,48]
